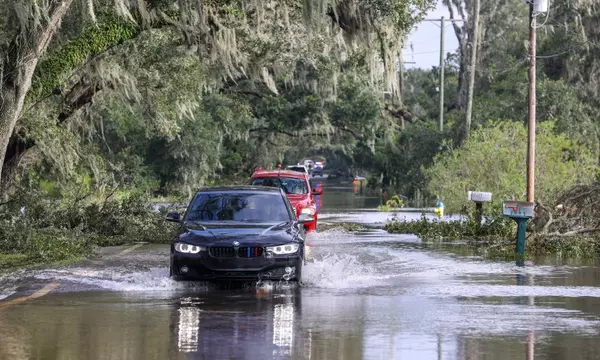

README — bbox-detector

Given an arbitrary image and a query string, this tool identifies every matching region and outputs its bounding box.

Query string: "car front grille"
[209,247,236,258]
[238,247,264,258]
[209,246,264,258]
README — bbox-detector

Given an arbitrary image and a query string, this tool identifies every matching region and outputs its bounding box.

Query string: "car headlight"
[266,243,300,255]
[300,207,315,216]
[174,242,205,254]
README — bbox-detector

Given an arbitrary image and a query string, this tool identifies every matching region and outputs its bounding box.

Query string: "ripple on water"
[301,229,578,290]
[0,228,592,299]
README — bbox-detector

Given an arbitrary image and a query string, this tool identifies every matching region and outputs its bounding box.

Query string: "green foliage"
[0,189,176,267]
[528,235,600,259]
[404,66,459,121]
[423,121,597,214]
[377,194,405,211]
[318,222,367,232]
[385,212,600,259]
[385,213,515,241]
[29,16,139,102]
[0,254,31,270]
[473,71,598,150]
[352,121,444,202]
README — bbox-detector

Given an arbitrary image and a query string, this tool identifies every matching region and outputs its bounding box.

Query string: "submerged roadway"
[1,180,600,360]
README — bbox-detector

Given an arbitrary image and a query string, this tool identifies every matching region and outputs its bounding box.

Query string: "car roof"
[197,185,284,193]
[251,169,308,179]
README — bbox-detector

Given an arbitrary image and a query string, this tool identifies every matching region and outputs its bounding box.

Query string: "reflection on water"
[177,305,200,352]
[314,179,381,212]
[172,289,304,359]
[273,303,294,355]
[0,276,599,360]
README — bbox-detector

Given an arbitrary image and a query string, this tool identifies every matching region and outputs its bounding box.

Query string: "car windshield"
[287,166,305,173]
[185,192,291,223]
[251,177,308,194]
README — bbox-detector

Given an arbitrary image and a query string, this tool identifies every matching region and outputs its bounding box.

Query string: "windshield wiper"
[260,221,290,235]
[185,220,208,230]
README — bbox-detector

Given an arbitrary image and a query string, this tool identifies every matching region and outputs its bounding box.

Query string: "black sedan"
[166,185,312,282]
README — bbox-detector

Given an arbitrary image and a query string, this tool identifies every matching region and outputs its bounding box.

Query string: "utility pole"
[422,18,464,132]
[464,0,480,140]
[439,16,445,132]
[526,0,537,203]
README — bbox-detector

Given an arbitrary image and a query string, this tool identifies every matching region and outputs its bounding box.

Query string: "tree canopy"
[0,0,435,198]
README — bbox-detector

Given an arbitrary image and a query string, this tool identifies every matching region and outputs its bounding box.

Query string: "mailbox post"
[502,200,535,261]
[467,191,492,224]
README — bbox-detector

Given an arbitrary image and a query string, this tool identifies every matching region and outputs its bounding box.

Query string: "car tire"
[296,260,304,283]
[169,265,184,281]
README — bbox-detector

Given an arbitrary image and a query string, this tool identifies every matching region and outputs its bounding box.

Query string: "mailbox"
[502,200,535,219]
[468,191,492,202]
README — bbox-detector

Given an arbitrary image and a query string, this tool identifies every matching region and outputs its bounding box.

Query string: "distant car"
[250,169,322,232]
[286,164,309,175]
[167,185,311,282]
[303,160,315,169]
[312,165,323,177]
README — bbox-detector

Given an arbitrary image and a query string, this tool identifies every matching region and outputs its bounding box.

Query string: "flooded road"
[2,182,600,360]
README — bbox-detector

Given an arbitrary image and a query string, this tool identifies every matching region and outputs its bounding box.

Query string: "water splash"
[0,228,590,299]
[32,267,209,292]
[0,291,15,301]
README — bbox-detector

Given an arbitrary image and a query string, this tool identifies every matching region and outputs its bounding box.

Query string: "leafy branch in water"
[385,213,514,241]
[0,189,178,268]
[377,194,405,211]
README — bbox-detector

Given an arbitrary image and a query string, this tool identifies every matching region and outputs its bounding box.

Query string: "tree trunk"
[1,78,104,194]
[0,86,29,198]
[398,51,404,106]
[457,42,468,108]
[0,0,74,192]
[464,0,481,140]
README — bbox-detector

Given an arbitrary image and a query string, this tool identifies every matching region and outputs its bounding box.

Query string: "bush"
[423,121,597,214]
[377,194,405,211]
[0,190,177,267]
[385,210,600,259]
[385,213,515,241]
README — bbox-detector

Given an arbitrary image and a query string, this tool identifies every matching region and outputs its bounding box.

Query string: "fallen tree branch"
[536,201,553,234]
[544,228,600,237]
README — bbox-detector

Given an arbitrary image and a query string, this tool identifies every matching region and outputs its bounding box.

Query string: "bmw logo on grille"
[232,241,240,246]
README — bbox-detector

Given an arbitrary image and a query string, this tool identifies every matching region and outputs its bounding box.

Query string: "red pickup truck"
[250,169,322,232]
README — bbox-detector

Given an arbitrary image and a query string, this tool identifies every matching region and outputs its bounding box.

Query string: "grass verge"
[318,222,368,232]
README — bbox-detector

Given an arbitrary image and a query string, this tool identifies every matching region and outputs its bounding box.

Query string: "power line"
[402,50,441,56]
[536,39,596,59]
[476,58,528,76]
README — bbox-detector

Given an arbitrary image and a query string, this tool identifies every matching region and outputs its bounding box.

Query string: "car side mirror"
[298,213,313,223]
[312,188,323,196]
[166,212,181,223]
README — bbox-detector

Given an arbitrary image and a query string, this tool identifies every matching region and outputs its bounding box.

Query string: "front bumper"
[170,251,303,281]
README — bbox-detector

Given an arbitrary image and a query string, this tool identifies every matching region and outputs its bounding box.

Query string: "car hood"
[176,222,301,246]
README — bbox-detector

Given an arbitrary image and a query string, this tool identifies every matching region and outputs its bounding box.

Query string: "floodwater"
[1,179,600,360]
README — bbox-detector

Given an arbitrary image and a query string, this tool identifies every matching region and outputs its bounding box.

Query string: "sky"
[403,0,459,69]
